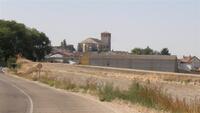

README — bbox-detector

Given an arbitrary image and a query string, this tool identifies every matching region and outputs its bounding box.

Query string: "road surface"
[0,71,115,113]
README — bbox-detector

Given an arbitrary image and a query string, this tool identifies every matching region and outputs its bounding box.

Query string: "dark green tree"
[0,48,5,66]
[131,48,143,55]
[131,47,171,55]
[161,48,171,55]
[131,46,154,55]
[0,20,52,62]
[143,46,154,55]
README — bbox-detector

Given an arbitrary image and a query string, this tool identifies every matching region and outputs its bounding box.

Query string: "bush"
[99,84,115,101]
[7,57,17,68]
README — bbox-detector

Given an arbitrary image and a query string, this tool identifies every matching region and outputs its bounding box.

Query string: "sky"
[0,0,199,58]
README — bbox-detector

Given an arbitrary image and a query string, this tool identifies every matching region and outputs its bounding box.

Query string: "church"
[78,32,111,52]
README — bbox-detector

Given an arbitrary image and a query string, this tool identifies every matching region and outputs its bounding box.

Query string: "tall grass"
[37,76,77,90]
[99,82,200,113]
[23,74,200,113]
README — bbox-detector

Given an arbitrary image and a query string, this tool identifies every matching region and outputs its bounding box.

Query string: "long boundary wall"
[81,52,178,72]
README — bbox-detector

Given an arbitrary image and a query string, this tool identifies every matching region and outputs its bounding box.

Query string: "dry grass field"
[11,58,200,113]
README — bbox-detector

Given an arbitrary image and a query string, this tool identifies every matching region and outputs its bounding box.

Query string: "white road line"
[10,83,34,113]
[0,78,33,113]
[2,72,118,113]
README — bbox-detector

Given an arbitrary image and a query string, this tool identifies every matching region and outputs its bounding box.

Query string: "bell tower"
[101,32,111,51]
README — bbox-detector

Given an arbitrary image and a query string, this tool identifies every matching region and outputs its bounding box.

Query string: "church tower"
[101,32,111,51]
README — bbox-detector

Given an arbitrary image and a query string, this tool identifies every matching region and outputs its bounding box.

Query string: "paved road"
[0,71,115,113]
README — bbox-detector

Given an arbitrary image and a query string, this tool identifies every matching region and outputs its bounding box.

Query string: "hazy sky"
[0,0,199,57]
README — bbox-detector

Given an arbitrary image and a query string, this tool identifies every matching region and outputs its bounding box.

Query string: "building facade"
[101,32,111,51]
[178,56,200,72]
[78,32,111,52]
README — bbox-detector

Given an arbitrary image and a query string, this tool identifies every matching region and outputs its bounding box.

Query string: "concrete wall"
[88,53,178,72]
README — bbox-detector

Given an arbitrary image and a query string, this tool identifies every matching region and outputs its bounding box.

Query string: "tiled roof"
[179,57,192,63]
[51,51,74,57]
[80,38,104,44]
[179,56,200,63]
[50,48,81,57]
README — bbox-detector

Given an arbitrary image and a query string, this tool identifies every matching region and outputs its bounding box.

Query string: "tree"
[0,48,3,59]
[0,19,52,62]
[143,46,154,55]
[131,48,143,55]
[131,47,171,55]
[0,48,5,66]
[131,46,154,55]
[153,51,161,55]
[61,39,67,49]
[161,48,171,55]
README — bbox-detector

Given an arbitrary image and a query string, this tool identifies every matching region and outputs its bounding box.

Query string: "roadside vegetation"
[15,73,200,113]
[0,19,51,66]
[98,82,200,113]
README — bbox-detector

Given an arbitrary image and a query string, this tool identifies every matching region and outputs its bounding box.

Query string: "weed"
[98,84,115,102]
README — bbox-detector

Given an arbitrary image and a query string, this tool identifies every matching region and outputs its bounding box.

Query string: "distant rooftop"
[179,56,200,63]
[80,38,104,44]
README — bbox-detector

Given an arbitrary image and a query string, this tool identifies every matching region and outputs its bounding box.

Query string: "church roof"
[80,38,104,44]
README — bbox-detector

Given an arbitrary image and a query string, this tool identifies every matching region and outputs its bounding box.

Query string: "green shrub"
[7,57,17,68]
[62,80,76,90]
[99,84,115,102]
[39,76,55,87]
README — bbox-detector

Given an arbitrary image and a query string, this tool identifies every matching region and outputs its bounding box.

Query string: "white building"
[178,56,200,72]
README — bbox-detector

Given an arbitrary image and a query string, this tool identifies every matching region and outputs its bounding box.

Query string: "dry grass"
[98,81,200,113]
[13,59,200,113]
[16,58,200,86]
[17,72,200,113]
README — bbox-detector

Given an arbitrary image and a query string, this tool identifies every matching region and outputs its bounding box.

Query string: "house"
[178,56,200,72]
[45,48,80,63]
[78,32,111,52]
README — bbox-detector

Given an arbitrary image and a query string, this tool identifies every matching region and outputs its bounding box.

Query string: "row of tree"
[131,46,171,55]
[0,20,52,66]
